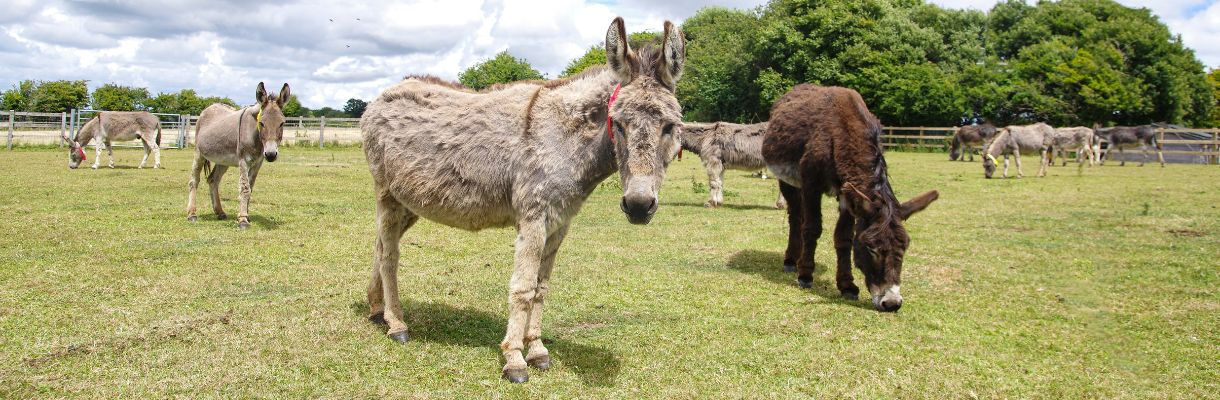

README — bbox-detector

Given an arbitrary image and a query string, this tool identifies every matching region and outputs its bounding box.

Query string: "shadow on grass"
[247,215,282,230]
[666,201,780,211]
[348,300,621,386]
[726,249,874,311]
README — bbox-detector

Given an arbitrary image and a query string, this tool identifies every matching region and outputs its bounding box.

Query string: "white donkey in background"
[61,111,162,169]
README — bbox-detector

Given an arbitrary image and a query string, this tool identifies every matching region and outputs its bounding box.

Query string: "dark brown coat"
[762,84,938,312]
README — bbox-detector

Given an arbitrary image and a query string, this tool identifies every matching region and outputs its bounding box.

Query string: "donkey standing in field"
[186,82,289,229]
[1093,125,1164,167]
[1048,126,1096,166]
[982,123,1054,179]
[61,111,162,169]
[763,84,939,312]
[680,121,786,209]
[948,122,997,162]
[360,18,684,383]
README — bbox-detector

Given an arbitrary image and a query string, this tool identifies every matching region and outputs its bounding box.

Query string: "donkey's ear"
[277,83,291,107]
[605,17,634,84]
[658,20,685,91]
[256,82,268,105]
[898,190,939,221]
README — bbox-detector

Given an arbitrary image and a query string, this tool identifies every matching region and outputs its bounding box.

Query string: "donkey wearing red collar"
[360,17,684,383]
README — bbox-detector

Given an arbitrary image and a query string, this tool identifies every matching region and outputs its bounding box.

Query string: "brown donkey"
[187,82,289,229]
[360,18,684,383]
[763,85,939,312]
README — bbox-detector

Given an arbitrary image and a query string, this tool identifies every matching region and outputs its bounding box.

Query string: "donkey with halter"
[360,18,684,383]
[982,123,1054,179]
[680,121,786,209]
[948,122,997,162]
[1093,125,1164,167]
[763,84,939,312]
[62,111,162,169]
[1047,126,1096,166]
[186,82,289,229]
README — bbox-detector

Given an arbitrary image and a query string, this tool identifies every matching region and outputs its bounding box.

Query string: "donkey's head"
[62,133,85,169]
[852,189,939,312]
[604,17,685,225]
[254,82,290,162]
[982,128,1005,179]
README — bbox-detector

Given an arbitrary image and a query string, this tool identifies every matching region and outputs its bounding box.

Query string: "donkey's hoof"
[841,292,859,301]
[502,368,529,383]
[387,330,409,344]
[216,213,227,220]
[237,221,250,230]
[187,215,198,222]
[527,355,552,370]
[783,264,796,273]
[796,277,812,289]
[368,312,386,325]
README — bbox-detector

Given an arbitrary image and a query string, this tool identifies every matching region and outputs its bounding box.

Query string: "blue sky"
[0,0,1215,109]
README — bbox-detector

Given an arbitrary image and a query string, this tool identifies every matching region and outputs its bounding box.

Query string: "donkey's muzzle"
[621,195,657,225]
[872,286,903,312]
[264,152,278,162]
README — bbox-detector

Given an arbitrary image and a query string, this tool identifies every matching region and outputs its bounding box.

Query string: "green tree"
[29,80,89,113]
[458,51,544,90]
[282,95,305,117]
[1208,68,1220,126]
[1,80,35,111]
[342,98,367,118]
[678,7,766,122]
[560,45,606,78]
[91,83,149,111]
[146,89,236,115]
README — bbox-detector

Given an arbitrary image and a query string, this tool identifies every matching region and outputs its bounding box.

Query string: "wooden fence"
[879,126,1220,165]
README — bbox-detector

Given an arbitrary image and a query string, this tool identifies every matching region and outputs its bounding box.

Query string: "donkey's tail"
[200,157,213,181]
[155,124,162,146]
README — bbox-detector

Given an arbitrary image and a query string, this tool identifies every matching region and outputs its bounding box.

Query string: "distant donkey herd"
[52,17,1181,383]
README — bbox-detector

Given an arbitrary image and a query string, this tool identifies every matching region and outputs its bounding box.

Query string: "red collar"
[606,83,622,143]
[78,147,86,161]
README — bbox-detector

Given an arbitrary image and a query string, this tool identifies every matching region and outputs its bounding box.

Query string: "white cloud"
[0,0,1213,110]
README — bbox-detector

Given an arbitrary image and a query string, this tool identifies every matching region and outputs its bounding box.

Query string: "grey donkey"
[360,18,685,383]
[186,82,289,229]
[983,123,1054,179]
[62,111,162,169]
[680,121,786,209]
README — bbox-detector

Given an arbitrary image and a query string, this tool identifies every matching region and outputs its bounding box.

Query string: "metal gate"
[69,109,191,149]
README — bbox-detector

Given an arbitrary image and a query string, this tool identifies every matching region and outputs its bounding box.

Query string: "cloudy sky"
[1,0,1216,109]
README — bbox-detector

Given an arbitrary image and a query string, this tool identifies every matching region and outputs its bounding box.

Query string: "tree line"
[461,0,1219,127]
[0,80,370,118]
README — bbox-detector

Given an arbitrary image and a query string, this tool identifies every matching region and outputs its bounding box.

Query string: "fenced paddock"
[880,126,1220,164]
[0,147,1216,397]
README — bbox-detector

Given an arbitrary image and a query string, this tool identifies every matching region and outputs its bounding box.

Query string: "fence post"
[319,116,326,148]
[6,110,14,151]
[69,109,77,141]
[918,127,925,152]
[59,112,66,147]
[1213,128,1219,165]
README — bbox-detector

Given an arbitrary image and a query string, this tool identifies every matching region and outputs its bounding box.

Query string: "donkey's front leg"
[704,158,724,208]
[833,201,859,300]
[92,142,104,169]
[501,218,546,383]
[795,185,823,289]
[236,159,253,229]
[105,141,115,169]
[139,140,151,169]
[524,223,570,372]
[1036,147,1048,177]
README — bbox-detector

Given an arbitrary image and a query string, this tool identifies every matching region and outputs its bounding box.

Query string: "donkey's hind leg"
[779,181,802,274]
[91,141,104,169]
[524,223,571,372]
[368,193,417,340]
[105,140,115,169]
[187,153,204,221]
[207,165,229,219]
[795,184,823,289]
[704,157,725,208]
[138,136,152,169]
[833,198,859,300]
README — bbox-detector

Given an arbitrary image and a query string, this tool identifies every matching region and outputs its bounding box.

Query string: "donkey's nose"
[878,298,902,312]
[264,152,278,162]
[620,194,657,225]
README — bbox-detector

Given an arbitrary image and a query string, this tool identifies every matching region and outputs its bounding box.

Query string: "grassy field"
[0,147,1216,398]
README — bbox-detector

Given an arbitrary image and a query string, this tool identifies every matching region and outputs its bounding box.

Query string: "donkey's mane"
[400,45,669,95]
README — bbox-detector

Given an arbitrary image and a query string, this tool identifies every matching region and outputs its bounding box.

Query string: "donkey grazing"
[680,121,786,209]
[360,18,684,383]
[1048,126,1096,166]
[61,111,162,169]
[763,84,939,312]
[948,123,997,161]
[186,82,289,229]
[1094,125,1163,167]
[982,123,1054,179]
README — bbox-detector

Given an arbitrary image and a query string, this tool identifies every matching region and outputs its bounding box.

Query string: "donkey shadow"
[726,249,874,311]
[247,215,282,230]
[348,300,621,386]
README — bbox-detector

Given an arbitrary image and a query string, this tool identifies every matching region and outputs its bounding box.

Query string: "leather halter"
[606,84,622,143]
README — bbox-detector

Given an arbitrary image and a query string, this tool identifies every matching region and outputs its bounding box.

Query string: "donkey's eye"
[662,124,676,138]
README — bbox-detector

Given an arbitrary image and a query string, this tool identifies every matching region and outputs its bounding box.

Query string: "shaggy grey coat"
[62,111,161,169]
[1048,126,1096,166]
[982,123,1054,179]
[359,18,685,383]
[680,121,786,208]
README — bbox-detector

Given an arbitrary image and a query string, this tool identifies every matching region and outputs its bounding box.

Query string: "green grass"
[1,148,1217,398]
